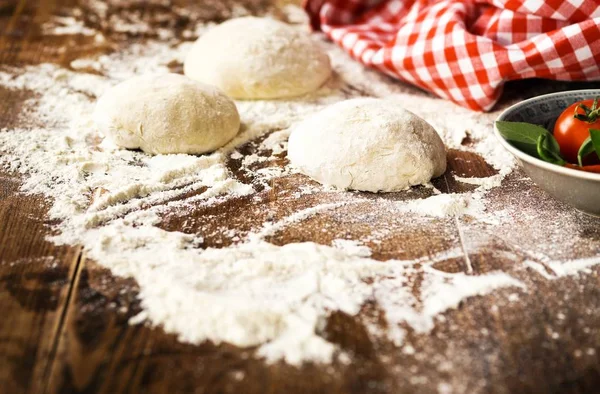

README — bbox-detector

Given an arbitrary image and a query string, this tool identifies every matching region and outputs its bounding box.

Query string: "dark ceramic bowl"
[494,89,600,217]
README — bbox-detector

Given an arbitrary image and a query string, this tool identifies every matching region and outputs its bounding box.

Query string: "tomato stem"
[574,96,600,123]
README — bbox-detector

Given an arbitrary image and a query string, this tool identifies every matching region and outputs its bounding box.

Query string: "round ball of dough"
[287,98,447,192]
[183,17,332,99]
[94,73,240,155]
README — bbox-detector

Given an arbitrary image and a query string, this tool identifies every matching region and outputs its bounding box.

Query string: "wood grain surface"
[1,1,600,393]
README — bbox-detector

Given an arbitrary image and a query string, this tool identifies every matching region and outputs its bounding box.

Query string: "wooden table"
[1,1,600,393]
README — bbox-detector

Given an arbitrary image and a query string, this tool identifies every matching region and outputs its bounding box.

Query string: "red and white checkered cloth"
[304,0,600,111]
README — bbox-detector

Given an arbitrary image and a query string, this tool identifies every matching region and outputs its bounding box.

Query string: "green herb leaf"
[537,133,566,165]
[496,120,556,159]
[495,121,550,145]
[576,129,600,166]
[590,129,600,159]
[577,136,594,167]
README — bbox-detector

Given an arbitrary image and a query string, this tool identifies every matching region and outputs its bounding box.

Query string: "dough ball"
[183,17,332,99]
[94,73,240,155]
[287,98,447,192]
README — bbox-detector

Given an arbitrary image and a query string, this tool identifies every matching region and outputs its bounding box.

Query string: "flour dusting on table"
[1,5,599,366]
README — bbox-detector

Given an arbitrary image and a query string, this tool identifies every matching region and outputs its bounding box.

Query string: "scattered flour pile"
[1,10,596,365]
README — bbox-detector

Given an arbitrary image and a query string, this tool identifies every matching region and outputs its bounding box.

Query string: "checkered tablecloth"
[304,0,600,111]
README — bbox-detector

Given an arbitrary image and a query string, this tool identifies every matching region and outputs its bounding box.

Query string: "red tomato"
[553,99,600,165]
[564,163,600,174]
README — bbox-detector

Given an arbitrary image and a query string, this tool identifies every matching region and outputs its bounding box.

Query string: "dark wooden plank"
[0,5,86,391]
[46,258,364,394]
[0,169,83,394]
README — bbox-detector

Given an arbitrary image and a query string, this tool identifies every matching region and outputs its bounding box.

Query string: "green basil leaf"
[577,136,594,167]
[537,134,566,165]
[590,129,600,159]
[495,120,554,159]
[495,121,550,145]
[509,141,542,158]
[545,129,562,155]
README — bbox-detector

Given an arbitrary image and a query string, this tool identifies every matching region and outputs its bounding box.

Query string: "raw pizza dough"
[183,17,332,99]
[287,98,447,192]
[94,73,240,155]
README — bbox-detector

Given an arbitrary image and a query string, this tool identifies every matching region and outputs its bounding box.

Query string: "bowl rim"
[494,89,600,182]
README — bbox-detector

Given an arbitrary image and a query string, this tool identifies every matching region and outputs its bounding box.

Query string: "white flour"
[400,193,486,218]
[0,8,597,366]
